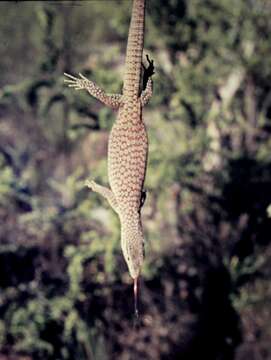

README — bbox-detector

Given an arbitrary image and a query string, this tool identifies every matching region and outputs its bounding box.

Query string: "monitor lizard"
[64,0,154,314]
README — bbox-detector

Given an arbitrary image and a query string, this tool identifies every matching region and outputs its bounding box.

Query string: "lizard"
[64,0,153,313]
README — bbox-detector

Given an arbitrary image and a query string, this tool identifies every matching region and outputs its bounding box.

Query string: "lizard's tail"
[123,0,146,100]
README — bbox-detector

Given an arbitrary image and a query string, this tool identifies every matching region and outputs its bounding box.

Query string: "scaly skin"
[109,102,148,278]
[64,0,153,279]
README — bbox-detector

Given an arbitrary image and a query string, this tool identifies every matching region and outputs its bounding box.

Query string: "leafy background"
[0,0,271,359]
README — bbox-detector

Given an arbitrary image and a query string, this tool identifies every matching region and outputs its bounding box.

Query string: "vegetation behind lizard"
[0,1,271,359]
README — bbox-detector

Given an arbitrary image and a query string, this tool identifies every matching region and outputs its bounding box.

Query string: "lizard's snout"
[121,221,144,279]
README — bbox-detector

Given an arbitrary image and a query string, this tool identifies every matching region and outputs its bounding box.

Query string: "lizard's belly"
[108,121,148,211]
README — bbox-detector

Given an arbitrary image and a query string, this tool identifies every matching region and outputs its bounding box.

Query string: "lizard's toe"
[85,179,96,190]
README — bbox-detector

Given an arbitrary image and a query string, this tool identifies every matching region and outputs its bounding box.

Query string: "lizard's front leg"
[64,72,122,109]
[85,180,119,213]
[142,54,155,90]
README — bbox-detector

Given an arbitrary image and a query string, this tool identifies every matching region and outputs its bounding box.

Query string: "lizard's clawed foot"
[64,72,89,90]
[85,179,97,191]
[142,55,155,90]
[85,179,119,213]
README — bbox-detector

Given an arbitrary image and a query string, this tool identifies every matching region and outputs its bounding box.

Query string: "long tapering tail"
[123,0,146,100]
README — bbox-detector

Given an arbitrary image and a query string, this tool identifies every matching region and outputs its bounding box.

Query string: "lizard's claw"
[64,72,87,90]
[85,179,97,191]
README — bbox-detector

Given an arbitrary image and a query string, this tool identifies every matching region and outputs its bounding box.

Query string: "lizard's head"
[125,240,144,279]
[121,217,145,279]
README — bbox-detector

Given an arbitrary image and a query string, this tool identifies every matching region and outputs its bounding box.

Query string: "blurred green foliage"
[0,0,271,359]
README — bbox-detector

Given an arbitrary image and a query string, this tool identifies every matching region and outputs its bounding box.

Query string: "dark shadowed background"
[0,0,271,359]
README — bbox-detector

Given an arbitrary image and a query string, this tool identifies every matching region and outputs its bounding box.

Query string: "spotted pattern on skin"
[108,98,148,278]
[64,0,152,279]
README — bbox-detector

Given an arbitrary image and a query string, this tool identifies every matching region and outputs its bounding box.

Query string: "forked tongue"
[134,276,139,320]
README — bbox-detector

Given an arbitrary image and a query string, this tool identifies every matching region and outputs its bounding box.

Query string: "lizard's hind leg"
[85,180,119,213]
